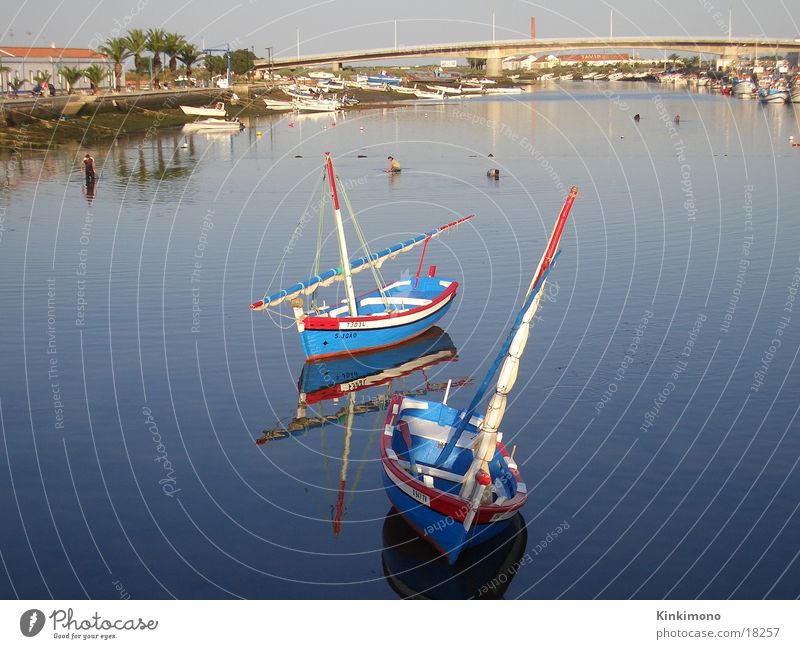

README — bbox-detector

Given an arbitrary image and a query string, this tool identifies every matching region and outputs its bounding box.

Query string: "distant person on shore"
[81,153,96,184]
[387,156,401,173]
[634,113,640,123]
[674,114,680,125]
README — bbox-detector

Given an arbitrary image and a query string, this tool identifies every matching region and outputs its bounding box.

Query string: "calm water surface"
[1,84,799,598]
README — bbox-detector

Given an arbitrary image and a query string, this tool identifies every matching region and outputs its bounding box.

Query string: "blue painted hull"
[381,470,515,564]
[299,278,455,359]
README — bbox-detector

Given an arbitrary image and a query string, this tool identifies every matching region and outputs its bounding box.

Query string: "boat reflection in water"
[257,327,470,536]
[382,509,528,599]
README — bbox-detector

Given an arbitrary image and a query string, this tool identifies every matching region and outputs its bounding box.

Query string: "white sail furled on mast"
[251,215,473,311]
[458,187,578,527]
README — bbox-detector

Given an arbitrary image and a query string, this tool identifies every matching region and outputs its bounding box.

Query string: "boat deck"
[311,277,452,318]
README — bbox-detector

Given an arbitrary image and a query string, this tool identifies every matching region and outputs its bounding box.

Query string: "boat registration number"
[341,321,366,329]
[410,487,430,506]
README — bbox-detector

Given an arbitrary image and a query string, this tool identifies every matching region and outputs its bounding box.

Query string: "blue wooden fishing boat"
[251,153,472,360]
[380,187,578,563]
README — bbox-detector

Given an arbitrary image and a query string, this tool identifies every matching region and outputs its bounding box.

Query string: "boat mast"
[325,152,358,317]
[459,188,578,514]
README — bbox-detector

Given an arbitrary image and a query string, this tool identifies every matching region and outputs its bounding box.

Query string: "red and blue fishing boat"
[380,187,578,563]
[251,153,473,360]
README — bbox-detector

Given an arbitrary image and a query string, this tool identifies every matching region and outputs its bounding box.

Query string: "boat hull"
[300,283,456,359]
[180,104,226,117]
[382,469,516,563]
[759,91,789,104]
[380,395,527,564]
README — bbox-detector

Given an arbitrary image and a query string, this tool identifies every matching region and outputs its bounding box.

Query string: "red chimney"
[531,16,536,39]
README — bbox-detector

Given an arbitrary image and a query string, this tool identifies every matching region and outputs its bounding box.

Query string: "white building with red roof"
[0,44,113,93]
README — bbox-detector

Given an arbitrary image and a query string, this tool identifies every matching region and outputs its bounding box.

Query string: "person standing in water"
[387,155,401,173]
[81,153,96,184]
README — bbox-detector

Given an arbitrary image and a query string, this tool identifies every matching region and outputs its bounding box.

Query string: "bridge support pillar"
[331,61,342,73]
[485,57,503,77]
[715,46,738,70]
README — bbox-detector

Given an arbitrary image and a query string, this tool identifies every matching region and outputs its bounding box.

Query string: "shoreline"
[0,78,676,149]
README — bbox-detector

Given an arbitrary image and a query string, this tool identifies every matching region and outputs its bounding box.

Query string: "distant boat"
[426,84,463,95]
[368,71,402,86]
[308,71,336,79]
[790,86,800,103]
[391,85,419,95]
[263,98,295,111]
[759,88,790,103]
[180,101,226,117]
[293,96,342,112]
[182,117,244,131]
[251,153,474,360]
[380,187,578,563]
[732,79,756,96]
[413,88,447,100]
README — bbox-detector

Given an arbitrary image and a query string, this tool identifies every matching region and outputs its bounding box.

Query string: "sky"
[1,0,798,59]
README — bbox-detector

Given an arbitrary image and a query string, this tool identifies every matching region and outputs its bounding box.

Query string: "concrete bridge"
[254,36,800,75]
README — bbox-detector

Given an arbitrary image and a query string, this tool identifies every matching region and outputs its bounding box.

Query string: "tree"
[204,54,227,76]
[60,66,84,94]
[177,44,203,77]
[125,28,148,72]
[83,64,108,94]
[163,32,186,74]
[33,71,51,85]
[98,37,130,90]
[230,48,256,76]
[9,77,25,97]
[146,28,167,77]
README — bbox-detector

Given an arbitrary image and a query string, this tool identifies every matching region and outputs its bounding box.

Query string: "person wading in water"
[81,153,97,185]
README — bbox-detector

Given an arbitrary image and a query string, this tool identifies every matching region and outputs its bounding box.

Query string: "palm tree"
[146,28,167,77]
[9,77,25,97]
[60,66,84,94]
[163,32,186,74]
[33,71,51,85]
[98,37,130,90]
[83,64,108,94]
[124,28,148,72]
[177,43,203,78]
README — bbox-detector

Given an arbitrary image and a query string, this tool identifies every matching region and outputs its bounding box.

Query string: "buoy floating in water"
[289,122,294,128]
[256,131,262,137]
